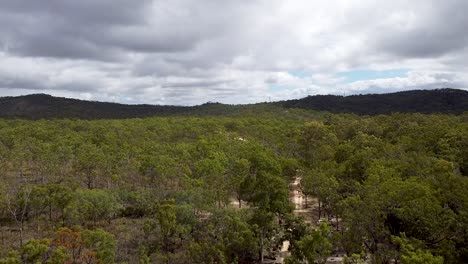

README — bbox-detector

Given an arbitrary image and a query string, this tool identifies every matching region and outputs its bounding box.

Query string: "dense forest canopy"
[0,97,467,263]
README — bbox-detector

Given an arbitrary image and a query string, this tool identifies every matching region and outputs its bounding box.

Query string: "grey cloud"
[10,33,123,61]
[0,0,199,60]
[265,77,278,84]
[0,0,468,105]
[161,80,233,88]
[0,0,255,62]
[373,1,468,58]
[0,71,97,92]
[0,76,49,91]
[0,0,148,25]
[376,28,468,59]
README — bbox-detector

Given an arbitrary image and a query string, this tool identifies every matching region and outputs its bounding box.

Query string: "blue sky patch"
[338,69,408,82]
[288,70,312,78]
[269,84,284,91]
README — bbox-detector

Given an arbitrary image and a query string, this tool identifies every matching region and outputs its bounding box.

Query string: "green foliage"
[195,152,229,207]
[20,239,50,264]
[156,199,177,251]
[82,229,117,264]
[46,246,71,264]
[0,251,20,264]
[249,172,290,214]
[30,184,73,221]
[343,253,366,264]
[0,109,467,263]
[227,158,250,207]
[302,167,339,218]
[138,245,150,264]
[0,239,72,264]
[299,121,338,166]
[393,235,443,264]
[188,240,226,264]
[67,189,120,224]
[288,222,333,264]
[118,189,154,217]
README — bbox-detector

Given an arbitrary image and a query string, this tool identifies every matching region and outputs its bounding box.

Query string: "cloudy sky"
[1,0,467,105]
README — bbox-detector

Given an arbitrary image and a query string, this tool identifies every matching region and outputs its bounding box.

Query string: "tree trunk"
[335,214,339,231]
[61,209,66,226]
[259,230,264,263]
[164,235,169,264]
[19,219,24,248]
[318,199,321,219]
[87,176,92,189]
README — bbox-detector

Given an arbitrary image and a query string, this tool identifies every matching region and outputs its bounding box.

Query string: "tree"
[436,127,468,175]
[6,238,71,264]
[20,239,49,264]
[227,158,250,208]
[283,214,308,263]
[302,168,339,220]
[342,171,452,263]
[194,152,228,208]
[51,227,115,263]
[299,121,338,167]
[48,184,73,223]
[73,142,106,189]
[288,222,333,264]
[30,184,73,222]
[155,199,177,263]
[139,152,179,192]
[393,235,443,264]
[6,185,32,247]
[53,227,84,263]
[188,240,226,264]
[47,246,71,264]
[66,189,120,225]
[210,210,258,263]
[249,209,277,263]
[237,146,290,262]
[82,229,117,264]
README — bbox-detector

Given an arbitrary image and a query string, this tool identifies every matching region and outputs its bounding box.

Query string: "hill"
[0,88,467,119]
[279,88,468,115]
[0,94,192,119]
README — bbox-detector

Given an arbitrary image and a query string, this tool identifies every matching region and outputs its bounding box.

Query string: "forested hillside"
[0,88,467,120]
[0,110,467,263]
[0,94,190,119]
[279,88,468,115]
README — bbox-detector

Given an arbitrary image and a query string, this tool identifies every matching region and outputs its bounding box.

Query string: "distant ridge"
[278,88,468,115]
[0,89,467,119]
[0,94,191,119]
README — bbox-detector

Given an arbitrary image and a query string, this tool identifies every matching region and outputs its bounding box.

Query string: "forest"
[0,106,467,264]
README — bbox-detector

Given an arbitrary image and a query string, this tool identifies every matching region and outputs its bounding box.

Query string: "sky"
[0,0,467,105]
